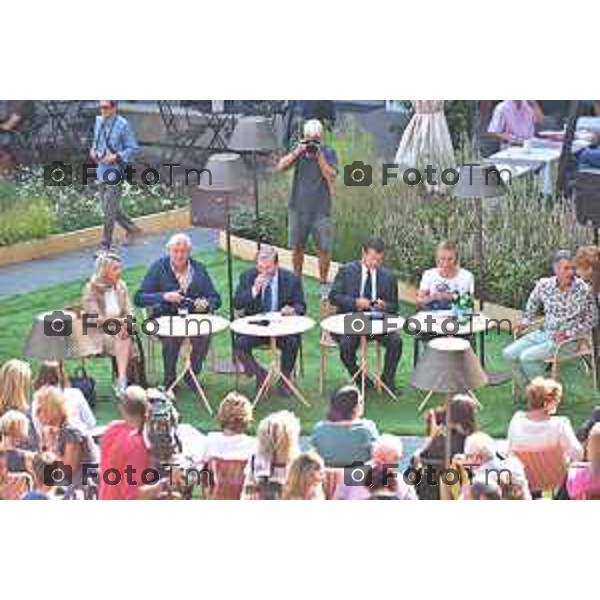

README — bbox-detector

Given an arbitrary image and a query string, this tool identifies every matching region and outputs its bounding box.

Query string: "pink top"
[488,100,536,143]
[566,464,600,500]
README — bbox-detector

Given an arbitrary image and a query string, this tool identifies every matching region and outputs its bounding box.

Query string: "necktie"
[262,280,273,313]
[363,269,373,301]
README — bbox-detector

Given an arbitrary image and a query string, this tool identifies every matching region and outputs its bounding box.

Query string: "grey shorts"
[288,211,332,252]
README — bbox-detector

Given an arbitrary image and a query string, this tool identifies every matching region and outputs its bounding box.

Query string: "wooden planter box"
[219,232,521,331]
[0,207,190,267]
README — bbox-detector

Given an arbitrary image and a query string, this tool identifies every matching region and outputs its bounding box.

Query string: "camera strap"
[94,116,119,159]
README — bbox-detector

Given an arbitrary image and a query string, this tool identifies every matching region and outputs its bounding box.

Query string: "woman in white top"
[507,377,583,462]
[417,240,474,311]
[202,392,256,463]
[80,252,134,396]
[32,362,96,435]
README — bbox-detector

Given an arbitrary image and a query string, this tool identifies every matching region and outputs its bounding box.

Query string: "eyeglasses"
[99,104,113,111]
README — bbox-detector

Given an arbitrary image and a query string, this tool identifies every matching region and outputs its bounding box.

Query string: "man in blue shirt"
[90,100,141,250]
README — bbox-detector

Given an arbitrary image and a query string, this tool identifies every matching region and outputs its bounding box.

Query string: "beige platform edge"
[0,207,190,267]
[218,231,520,332]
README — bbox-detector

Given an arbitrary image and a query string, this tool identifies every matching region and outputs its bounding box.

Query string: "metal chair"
[511,319,597,399]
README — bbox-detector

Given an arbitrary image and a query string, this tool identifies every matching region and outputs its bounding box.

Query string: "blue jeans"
[503,330,576,382]
[578,146,600,170]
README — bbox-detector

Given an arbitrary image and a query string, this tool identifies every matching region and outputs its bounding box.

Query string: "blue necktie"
[262,281,273,313]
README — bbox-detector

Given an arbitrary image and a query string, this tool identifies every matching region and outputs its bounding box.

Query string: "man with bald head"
[134,233,221,388]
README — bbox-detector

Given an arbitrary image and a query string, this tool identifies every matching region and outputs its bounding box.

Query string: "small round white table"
[320,312,405,400]
[152,314,230,415]
[230,312,315,407]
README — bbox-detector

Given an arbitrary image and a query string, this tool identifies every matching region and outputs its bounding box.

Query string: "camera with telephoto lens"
[302,138,321,156]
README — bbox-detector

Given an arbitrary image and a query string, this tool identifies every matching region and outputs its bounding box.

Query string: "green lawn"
[1,249,599,437]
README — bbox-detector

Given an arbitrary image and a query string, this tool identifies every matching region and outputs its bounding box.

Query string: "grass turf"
[1,249,599,437]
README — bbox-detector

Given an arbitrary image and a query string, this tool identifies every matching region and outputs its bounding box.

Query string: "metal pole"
[252,151,260,248]
[226,205,236,359]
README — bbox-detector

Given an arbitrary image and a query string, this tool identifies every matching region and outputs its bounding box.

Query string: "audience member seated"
[311,385,379,468]
[363,464,405,500]
[79,252,135,398]
[242,410,300,500]
[0,449,32,499]
[202,392,256,500]
[466,480,502,500]
[329,237,402,393]
[98,386,150,500]
[0,410,34,473]
[0,359,37,450]
[411,394,478,500]
[32,361,96,435]
[21,452,60,500]
[575,246,600,301]
[283,451,325,500]
[503,250,598,384]
[567,423,600,500]
[576,405,600,447]
[35,386,99,499]
[487,100,543,147]
[417,240,474,311]
[134,233,221,390]
[507,377,583,464]
[233,245,306,396]
[577,131,600,171]
[333,433,416,500]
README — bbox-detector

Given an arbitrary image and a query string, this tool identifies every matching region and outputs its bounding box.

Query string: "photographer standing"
[90,101,142,250]
[276,119,337,298]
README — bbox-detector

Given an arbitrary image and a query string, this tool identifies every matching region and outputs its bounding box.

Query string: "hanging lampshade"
[411,337,488,394]
[198,152,246,192]
[453,164,508,198]
[228,116,279,153]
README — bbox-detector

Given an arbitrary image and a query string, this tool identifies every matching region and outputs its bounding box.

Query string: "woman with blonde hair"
[80,251,134,397]
[0,359,31,416]
[575,245,600,298]
[32,361,96,434]
[507,377,583,463]
[242,410,301,499]
[35,386,99,498]
[284,451,325,500]
[0,410,34,473]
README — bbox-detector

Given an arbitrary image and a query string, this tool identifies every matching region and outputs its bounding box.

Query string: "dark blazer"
[234,267,306,316]
[329,260,398,314]
[134,256,221,318]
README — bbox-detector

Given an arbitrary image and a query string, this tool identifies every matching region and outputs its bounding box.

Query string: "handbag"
[70,365,97,411]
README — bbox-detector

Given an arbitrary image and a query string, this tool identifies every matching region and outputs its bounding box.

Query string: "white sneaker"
[319,283,331,300]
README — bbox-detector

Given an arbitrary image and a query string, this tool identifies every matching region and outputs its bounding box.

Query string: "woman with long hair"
[80,252,134,397]
[242,410,301,500]
[283,451,325,500]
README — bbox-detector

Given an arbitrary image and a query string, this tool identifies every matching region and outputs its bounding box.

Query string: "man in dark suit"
[134,233,221,389]
[329,238,402,393]
[233,246,306,396]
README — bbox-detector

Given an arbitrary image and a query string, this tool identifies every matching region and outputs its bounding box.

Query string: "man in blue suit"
[233,246,306,396]
[134,233,221,389]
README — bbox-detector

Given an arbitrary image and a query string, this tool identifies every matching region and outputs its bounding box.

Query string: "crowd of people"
[2,349,600,499]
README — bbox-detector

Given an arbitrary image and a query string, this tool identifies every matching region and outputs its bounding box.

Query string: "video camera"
[145,387,182,464]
